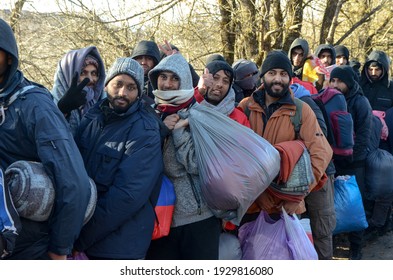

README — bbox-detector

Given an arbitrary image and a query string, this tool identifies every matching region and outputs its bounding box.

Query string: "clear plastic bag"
[182,104,280,225]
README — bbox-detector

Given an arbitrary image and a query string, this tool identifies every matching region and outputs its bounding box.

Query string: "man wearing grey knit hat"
[73,57,164,260]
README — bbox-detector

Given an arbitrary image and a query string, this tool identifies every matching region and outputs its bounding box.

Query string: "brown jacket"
[238,89,333,213]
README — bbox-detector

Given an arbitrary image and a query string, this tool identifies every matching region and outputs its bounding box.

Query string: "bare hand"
[278,200,302,215]
[174,118,189,130]
[197,68,214,96]
[163,114,180,130]
[158,40,178,57]
[48,251,67,260]
[255,191,275,212]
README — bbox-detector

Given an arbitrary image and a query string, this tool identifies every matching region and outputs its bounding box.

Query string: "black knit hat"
[206,60,234,85]
[330,65,356,89]
[334,45,350,61]
[260,50,293,78]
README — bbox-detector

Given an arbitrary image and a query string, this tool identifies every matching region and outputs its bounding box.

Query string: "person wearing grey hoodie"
[145,53,221,260]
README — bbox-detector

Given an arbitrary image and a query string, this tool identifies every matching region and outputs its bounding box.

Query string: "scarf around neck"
[200,87,235,116]
[153,88,195,114]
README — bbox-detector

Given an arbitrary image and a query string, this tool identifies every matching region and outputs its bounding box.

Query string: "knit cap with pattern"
[104,58,144,96]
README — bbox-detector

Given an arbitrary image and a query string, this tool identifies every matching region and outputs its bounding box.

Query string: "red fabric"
[273,140,305,184]
[194,88,250,128]
[156,97,194,114]
[291,77,318,94]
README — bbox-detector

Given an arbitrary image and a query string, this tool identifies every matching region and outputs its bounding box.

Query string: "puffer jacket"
[73,99,163,259]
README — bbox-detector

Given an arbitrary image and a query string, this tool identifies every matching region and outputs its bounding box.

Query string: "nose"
[118,86,126,96]
[372,69,377,75]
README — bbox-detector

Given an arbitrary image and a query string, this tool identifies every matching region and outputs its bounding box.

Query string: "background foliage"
[2,0,393,89]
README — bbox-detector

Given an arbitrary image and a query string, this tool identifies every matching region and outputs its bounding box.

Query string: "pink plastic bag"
[373,110,389,140]
[67,252,89,260]
[238,209,318,260]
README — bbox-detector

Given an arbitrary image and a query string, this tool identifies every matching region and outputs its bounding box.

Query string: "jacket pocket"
[93,145,123,189]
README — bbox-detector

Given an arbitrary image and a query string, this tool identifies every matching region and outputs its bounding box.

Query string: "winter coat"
[290,83,336,175]
[345,83,373,164]
[0,18,90,257]
[361,50,393,111]
[238,88,333,213]
[73,99,163,259]
[288,38,312,80]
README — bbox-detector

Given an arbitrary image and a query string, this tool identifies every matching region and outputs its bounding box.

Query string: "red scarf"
[156,97,195,114]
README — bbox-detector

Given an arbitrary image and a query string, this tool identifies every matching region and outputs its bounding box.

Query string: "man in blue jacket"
[73,57,163,259]
[0,17,91,260]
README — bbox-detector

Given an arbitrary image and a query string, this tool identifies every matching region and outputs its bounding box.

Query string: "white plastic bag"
[183,104,280,225]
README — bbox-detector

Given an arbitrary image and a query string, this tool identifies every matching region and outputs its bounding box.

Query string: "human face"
[262,68,290,99]
[329,78,349,94]
[0,50,12,84]
[367,65,383,81]
[80,64,98,88]
[336,55,348,66]
[207,70,231,105]
[157,71,180,91]
[319,51,333,67]
[105,74,139,113]
[134,55,156,76]
[291,47,304,67]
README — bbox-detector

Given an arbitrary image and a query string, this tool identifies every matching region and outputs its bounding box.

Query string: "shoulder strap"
[290,98,303,140]
[5,85,36,107]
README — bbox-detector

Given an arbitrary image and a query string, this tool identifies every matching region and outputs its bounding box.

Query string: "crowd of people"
[1,16,393,260]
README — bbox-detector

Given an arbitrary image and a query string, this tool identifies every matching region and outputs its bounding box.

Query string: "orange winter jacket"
[238,89,333,214]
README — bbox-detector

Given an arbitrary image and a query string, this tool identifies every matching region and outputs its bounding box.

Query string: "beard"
[263,77,290,98]
[107,95,133,114]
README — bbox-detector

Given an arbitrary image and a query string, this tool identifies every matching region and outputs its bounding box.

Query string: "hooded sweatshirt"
[288,38,311,80]
[0,18,90,258]
[52,46,106,135]
[360,50,393,111]
[149,54,214,227]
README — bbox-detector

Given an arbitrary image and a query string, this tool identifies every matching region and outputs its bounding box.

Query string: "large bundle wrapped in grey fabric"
[181,103,280,225]
[5,161,96,224]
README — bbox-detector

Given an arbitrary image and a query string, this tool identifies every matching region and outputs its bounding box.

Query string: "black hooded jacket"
[288,38,310,80]
[314,44,336,66]
[360,50,393,111]
[0,18,90,258]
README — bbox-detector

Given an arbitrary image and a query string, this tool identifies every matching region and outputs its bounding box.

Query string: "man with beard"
[314,44,336,91]
[52,46,106,136]
[329,65,372,260]
[72,58,163,260]
[238,51,332,233]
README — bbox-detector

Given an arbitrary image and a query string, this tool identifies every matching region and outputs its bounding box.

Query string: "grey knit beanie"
[148,53,193,90]
[104,58,144,95]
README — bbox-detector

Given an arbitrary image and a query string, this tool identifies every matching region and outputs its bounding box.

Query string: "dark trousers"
[6,218,51,260]
[304,174,336,259]
[146,216,221,260]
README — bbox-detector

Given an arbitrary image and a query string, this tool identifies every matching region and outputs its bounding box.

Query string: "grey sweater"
[163,126,214,227]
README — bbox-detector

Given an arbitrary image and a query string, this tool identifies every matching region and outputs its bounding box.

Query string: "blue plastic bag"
[333,175,368,234]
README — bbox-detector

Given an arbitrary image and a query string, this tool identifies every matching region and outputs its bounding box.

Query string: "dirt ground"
[333,230,393,260]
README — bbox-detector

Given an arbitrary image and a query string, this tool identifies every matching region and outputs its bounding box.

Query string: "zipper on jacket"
[50,141,57,150]
[186,173,201,215]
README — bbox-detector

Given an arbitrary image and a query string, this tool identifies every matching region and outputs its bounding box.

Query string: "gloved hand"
[57,72,90,114]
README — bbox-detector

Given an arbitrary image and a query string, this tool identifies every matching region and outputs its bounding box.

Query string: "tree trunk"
[319,0,340,44]
[10,0,26,32]
[218,0,236,64]
[283,0,303,51]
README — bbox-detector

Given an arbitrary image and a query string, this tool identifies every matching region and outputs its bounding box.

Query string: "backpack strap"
[290,98,303,140]
[0,85,36,126]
